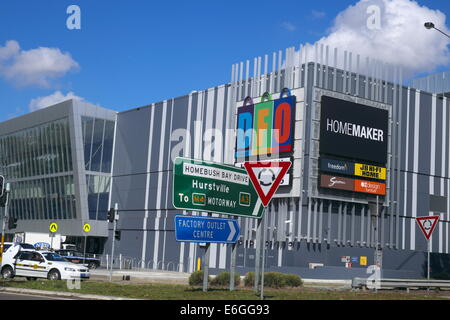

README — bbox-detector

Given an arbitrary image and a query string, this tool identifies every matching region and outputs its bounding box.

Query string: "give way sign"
[416,216,440,240]
[243,161,291,207]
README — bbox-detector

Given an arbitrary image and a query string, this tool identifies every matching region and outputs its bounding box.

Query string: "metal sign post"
[254,218,262,293]
[260,209,267,300]
[203,213,211,292]
[427,239,431,281]
[203,242,211,292]
[229,215,238,291]
[415,215,439,281]
[243,161,292,299]
[0,183,10,264]
[83,223,90,267]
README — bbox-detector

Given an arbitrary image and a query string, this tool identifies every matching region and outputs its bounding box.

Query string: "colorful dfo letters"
[235,89,295,159]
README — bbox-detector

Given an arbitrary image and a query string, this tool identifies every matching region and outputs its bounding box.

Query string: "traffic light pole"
[109,203,118,282]
[0,183,11,264]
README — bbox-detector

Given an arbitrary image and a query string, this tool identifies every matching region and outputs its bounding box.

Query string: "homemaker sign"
[320,96,389,164]
[173,157,264,218]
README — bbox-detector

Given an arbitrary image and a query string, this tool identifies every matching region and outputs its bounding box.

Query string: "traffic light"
[0,176,4,198]
[8,217,17,230]
[107,208,115,223]
[114,230,121,241]
[0,192,6,207]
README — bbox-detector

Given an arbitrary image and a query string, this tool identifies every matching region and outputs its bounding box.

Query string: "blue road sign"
[174,215,240,244]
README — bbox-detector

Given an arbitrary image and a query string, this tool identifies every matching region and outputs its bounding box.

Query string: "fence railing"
[352,277,450,291]
[98,254,188,273]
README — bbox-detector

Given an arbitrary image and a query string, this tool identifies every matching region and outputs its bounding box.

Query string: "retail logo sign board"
[320,174,355,192]
[320,174,386,196]
[354,163,386,180]
[173,157,264,219]
[320,158,386,181]
[354,179,386,195]
[416,216,440,240]
[174,215,240,244]
[243,161,292,207]
[235,95,295,159]
[320,96,389,164]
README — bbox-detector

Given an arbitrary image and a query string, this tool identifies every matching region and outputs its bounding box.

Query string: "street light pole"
[424,22,450,38]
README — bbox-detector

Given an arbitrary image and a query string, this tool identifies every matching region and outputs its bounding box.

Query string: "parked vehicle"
[1,248,89,281]
[55,249,101,269]
[1,242,36,253]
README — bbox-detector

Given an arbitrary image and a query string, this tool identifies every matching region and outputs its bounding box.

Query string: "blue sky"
[0,0,449,122]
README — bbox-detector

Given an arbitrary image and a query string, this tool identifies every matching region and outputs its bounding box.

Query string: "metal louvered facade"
[108,44,450,279]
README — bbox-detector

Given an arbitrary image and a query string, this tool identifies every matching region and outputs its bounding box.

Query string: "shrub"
[189,271,210,286]
[264,272,286,288]
[210,272,241,287]
[283,273,303,287]
[243,271,302,288]
[244,272,255,287]
[433,272,450,280]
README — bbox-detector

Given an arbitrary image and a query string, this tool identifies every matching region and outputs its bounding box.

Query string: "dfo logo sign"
[235,89,295,159]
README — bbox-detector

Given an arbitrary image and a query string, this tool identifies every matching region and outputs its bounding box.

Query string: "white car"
[1,249,90,281]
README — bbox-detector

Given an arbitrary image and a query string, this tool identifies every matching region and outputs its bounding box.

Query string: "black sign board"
[320,96,389,164]
[320,158,354,176]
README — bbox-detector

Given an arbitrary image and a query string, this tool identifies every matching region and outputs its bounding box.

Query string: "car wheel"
[1,266,14,279]
[87,262,97,270]
[47,269,61,281]
[26,277,37,281]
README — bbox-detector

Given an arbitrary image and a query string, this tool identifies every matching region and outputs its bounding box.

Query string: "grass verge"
[0,279,449,300]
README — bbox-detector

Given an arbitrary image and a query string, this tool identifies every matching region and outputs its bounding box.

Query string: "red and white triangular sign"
[416,216,440,240]
[243,161,292,207]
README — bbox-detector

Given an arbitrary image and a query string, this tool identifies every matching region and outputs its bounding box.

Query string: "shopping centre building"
[1,44,450,279]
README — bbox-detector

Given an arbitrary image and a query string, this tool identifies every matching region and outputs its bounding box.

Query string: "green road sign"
[173,157,264,219]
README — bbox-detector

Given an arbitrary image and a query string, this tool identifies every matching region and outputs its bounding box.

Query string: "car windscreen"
[42,253,67,262]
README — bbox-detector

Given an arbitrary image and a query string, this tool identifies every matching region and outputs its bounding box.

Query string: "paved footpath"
[90,269,191,285]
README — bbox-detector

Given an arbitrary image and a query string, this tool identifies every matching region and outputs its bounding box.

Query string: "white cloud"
[282,22,297,32]
[0,40,79,87]
[303,0,450,77]
[29,91,84,111]
[311,10,326,19]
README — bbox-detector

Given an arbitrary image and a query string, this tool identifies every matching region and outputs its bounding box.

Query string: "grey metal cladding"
[429,195,447,213]
[117,210,146,229]
[418,93,432,175]
[149,102,164,173]
[435,97,443,178]
[112,173,146,211]
[0,100,72,136]
[113,107,151,176]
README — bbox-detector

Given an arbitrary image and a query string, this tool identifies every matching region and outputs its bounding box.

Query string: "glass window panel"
[57,176,63,219]
[66,175,74,219]
[58,122,67,173]
[56,122,63,174]
[44,124,51,175]
[90,119,105,172]
[83,117,94,171]
[64,120,73,171]
[101,121,115,173]
[19,133,26,178]
[41,126,47,176]
[43,178,49,220]
[19,182,24,220]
